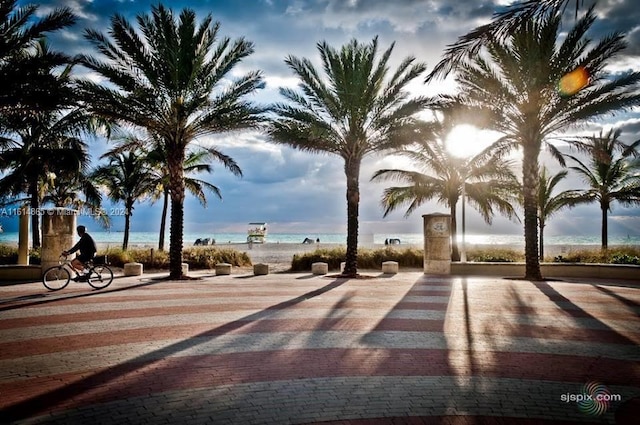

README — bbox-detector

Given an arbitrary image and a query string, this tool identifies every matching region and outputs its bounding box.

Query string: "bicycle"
[42,254,114,291]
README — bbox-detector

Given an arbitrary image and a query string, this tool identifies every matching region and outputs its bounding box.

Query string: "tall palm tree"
[79,5,264,278]
[453,6,640,279]
[147,146,240,251]
[92,150,156,251]
[104,133,242,251]
[372,137,519,261]
[537,166,582,260]
[268,37,433,276]
[565,129,640,249]
[427,0,587,81]
[0,0,76,120]
[0,48,94,246]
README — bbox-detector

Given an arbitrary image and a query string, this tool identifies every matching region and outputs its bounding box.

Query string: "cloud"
[11,0,640,236]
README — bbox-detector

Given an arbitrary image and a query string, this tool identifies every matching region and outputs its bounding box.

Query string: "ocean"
[1,231,639,247]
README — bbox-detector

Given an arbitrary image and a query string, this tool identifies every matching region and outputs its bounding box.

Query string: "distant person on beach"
[316,238,320,243]
[62,225,97,272]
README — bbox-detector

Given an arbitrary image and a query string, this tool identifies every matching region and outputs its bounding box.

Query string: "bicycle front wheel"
[88,265,113,289]
[43,266,71,291]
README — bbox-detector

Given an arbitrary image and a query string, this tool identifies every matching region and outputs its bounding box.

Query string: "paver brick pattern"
[0,272,638,424]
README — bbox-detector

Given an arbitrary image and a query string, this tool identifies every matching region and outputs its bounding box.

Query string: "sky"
[4,0,640,239]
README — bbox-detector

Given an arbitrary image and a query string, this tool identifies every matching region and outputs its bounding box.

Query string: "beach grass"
[466,248,523,262]
[290,247,424,271]
[101,246,252,270]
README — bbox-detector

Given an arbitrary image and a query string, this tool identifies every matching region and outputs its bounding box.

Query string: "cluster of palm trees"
[1,0,640,280]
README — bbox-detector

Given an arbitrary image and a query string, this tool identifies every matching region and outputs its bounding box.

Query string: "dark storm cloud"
[585,0,640,57]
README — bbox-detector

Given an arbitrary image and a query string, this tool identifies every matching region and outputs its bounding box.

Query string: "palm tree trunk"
[539,222,545,261]
[158,189,169,251]
[30,186,41,248]
[343,158,360,276]
[168,149,186,279]
[522,144,542,280]
[123,199,133,251]
[450,202,460,261]
[601,202,608,250]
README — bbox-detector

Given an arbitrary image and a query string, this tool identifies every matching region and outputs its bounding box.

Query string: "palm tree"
[147,145,240,251]
[0,48,94,247]
[43,171,110,229]
[565,129,640,249]
[79,4,264,278]
[0,1,76,119]
[372,137,519,261]
[427,0,587,82]
[92,149,156,251]
[537,167,582,260]
[453,6,640,279]
[268,37,433,276]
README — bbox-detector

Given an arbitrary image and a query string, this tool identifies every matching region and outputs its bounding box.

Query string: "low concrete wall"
[0,265,42,283]
[451,262,640,280]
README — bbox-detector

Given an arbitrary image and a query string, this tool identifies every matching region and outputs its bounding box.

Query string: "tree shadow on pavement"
[0,277,348,423]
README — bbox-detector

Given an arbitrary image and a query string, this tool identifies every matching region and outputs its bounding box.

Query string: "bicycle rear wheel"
[43,266,71,291]
[88,265,113,289]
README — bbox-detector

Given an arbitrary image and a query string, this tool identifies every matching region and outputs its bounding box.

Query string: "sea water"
[1,231,639,247]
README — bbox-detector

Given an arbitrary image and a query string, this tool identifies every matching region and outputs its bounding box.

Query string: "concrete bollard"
[340,262,345,273]
[216,263,232,275]
[253,263,269,276]
[311,262,328,275]
[124,262,143,276]
[382,261,399,274]
[181,263,189,275]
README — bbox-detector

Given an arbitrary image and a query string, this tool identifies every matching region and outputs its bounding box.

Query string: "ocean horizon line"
[1,231,639,247]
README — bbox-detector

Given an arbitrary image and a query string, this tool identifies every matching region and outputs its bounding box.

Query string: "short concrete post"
[312,262,328,275]
[181,263,189,275]
[340,262,345,273]
[423,213,452,275]
[41,208,77,272]
[216,263,232,275]
[253,263,269,275]
[18,207,30,265]
[124,262,143,276]
[382,261,399,274]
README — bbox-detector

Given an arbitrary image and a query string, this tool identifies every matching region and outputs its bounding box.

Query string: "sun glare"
[445,125,502,158]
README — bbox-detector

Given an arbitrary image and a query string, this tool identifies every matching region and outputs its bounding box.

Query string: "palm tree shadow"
[0,278,348,422]
[591,284,640,311]
[359,275,473,416]
[0,278,168,312]
[476,279,640,422]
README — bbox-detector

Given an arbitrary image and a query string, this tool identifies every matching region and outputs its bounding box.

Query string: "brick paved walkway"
[0,271,638,424]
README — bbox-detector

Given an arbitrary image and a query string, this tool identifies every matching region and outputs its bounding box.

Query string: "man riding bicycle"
[62,225,97,279]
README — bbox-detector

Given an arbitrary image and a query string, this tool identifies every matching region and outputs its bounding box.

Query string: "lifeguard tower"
[247,222,267,243]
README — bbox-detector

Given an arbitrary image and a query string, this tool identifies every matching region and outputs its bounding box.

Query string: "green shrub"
[0,245,41,265]
[611,254,640,265]
[552,247,640,264]
[290,247,424,272]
